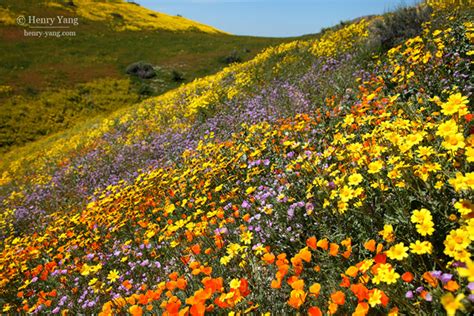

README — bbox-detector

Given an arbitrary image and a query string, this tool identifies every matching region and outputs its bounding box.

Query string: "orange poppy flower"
[202,277,223,293]
[331,291,345,305]
[271,279,282,289]
[317,239,328,250]
[191,244,201,255]
[444,280,459,292]
[346,266,359,278]
[401,272,414,283]
[422,272,438,287]
[309,283,321,297]
[165,296,181,314]
[129,305,143,316]
[290,279,305,290]
[308,306,322,316]
[380,290,389,307]
[190,302,205,316]
[299,247,312,262]
[340,275,351,288]
[262,253,275,264]
[200,266,212,275]
[373,253,386,264]
[288,289,306,309]
[353,302,369,316]
[350,283,369,302]
[306,236,317,250]
[239,278,250,296]
[169,272,179,281]
[328,302,338,315]
[176,278,187,290]
[364,239,376,252]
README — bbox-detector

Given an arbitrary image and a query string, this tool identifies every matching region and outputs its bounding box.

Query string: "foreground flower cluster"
[0,1,473,315]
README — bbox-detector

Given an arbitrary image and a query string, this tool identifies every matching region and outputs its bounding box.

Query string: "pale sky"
[136,0,421,37]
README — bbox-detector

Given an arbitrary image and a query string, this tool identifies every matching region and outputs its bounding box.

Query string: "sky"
[135,0,421,37]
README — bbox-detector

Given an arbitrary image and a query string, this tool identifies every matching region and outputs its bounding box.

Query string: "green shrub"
[171,70,185,82]
[138,83,154,96]
[372,5,432,50]
[222,50,242,65]
[125,61,156,79]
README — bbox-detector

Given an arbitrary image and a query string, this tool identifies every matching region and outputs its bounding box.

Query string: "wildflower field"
[0,1,473,315]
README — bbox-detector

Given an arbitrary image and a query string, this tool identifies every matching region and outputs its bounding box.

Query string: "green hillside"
[0,0,294,151]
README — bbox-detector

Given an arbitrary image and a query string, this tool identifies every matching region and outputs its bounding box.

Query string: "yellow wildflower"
[441,293,465,316]
[409,240,432,255]
[348,173,363,186]
[440,93,469,116]
[442,133,465,151]
[107,269,120,283]
[386,242,409,260]
[436,119,458,137]
[368,161,384,174]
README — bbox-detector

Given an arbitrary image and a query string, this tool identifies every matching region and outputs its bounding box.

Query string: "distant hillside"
[0,0,295,151]
[45,0,225,33]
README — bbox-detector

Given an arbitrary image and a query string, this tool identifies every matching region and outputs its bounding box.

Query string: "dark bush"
[372,5,432,51]
[126,61,156,79]
[187,26,201,32]
[223,50,242,65]
[171,70,185,82]
[138,83,154,96]
[111,13,124,20]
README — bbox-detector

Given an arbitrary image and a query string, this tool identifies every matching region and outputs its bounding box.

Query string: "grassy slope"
[0,0,295,151]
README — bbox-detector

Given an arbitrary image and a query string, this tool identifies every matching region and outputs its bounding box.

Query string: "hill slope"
[0,1,473,315]
[0,0,292,150]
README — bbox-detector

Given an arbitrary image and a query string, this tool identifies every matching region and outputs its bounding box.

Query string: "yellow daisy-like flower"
[2,304,12,312]
[440,93,469,116]
[449,172,468,192]
[410,240,432,255]
[466,146,474,162]
[240,231,253,245]
[379,224,395,243]
[436,119,458,137]
[107,269,120,283]
[386,242,409,260]
[229,278,241,289]
[454,200,474,216]
[411,208,432,224]
[457,259,474,282]
[348,173,363,186]
[220,255,231,265]
[226,243,241,257]
[368,289,382,307]
[359,259,374,273]
[339,185,354,202]
[416,221,435,236]
[373,263,400,284]
[416,146,435,158]
[441,293,465,316]
[383,269,400,284]
[88,277,99,286]
[368,160,384,174]
[442,133,465,151]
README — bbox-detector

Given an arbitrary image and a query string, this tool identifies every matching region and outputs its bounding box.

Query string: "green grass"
[0,0,300,152]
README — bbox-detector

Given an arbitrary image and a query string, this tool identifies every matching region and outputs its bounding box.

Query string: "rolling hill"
[0,0,294,151]
[0,0,473,315]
